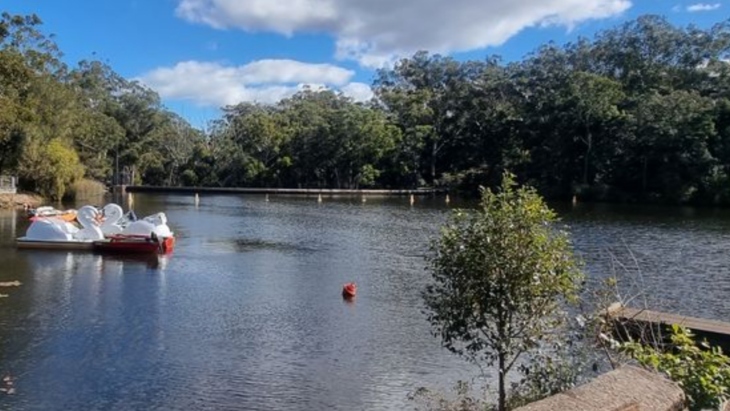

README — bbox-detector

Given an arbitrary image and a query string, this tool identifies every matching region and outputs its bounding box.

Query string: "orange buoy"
[342,282,357,298]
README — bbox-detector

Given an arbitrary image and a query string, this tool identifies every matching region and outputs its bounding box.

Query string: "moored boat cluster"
[17,203,175,254]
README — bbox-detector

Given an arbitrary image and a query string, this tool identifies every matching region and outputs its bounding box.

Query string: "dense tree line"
[0,12,205,199]
[2,12,730,204]
[371,15,730,204]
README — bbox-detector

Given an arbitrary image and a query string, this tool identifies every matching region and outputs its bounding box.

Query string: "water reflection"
[0,246,174,410]
[93,252,170,270]
[6,193,730,410]
[20,250,169,273]
[0,208,18,239]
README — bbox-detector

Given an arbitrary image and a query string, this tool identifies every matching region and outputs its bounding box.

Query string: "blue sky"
[3,0,726,129]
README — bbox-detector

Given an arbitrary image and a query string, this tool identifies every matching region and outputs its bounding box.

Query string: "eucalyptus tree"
[140,111,204,186]
[215,102,291,186]
[565,71,625,187]
[326,99,401,188]
[0,49,32,173]
[14,64,91,196]
[0,12,63,76]
[442,57,526,188]
[707,98,730,203]
[626,89,716,202]
[180,141,217,187]
[206,121,250,187]
[275,90,338,187]
[511,43,580,198]
[0,12,63,176]
[70,110,125,182]
[278,89,401,188]
[374,51,463,186]
[592,15,689,93]
[108,81,166,184]
[66,60,126,180]
[592,15,730,94]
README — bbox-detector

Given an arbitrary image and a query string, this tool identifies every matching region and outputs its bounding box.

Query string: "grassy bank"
[66,179,107,199]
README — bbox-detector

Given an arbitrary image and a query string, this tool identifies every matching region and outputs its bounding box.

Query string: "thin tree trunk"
[167,163,177,186]
[498,351,506,411]
[583,125,592,185]
[497,308,507,411]
[642,156,648,195]
[431,140,438,185]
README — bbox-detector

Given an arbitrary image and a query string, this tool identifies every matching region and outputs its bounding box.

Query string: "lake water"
[1,193,730,410]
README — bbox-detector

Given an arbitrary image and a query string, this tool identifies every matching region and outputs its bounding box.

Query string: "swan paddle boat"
[17,203,176,254]
[95,203,176,253]
[16,205,104,250]
[27,206,77,222]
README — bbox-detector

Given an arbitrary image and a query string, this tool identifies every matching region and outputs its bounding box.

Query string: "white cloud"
[340,82,374,102]
[175,0,632,67]
[235,59,353,85]
[686,3,721,11]
[136,60,372,107]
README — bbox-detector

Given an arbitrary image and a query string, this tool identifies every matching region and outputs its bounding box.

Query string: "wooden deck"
[606,304,730,352]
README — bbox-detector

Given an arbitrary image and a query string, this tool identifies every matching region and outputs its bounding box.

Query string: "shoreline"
[0,193,43,210]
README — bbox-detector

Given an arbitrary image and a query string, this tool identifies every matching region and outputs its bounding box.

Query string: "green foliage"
[0,13,204,195]
[423,172,583,411]
[620,325,730,411]
[4,11,730,201]
[409,381,490,411]
[208,90,401,188]
[507,341,587,409]
[20,138,84,200]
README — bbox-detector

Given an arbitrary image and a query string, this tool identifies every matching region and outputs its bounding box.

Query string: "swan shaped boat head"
[17,205,101,248]
[73,206,105,241]
[100,203,125,235]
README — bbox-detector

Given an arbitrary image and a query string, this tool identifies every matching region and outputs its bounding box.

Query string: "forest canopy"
[1,12,729,204]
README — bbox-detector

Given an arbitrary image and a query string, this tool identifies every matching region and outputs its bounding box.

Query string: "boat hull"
[16,238,95,250]
[95,235,175,254]
[16,236,175,254]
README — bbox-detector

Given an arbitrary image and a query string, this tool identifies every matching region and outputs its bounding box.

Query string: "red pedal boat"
[94,234,175,254]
